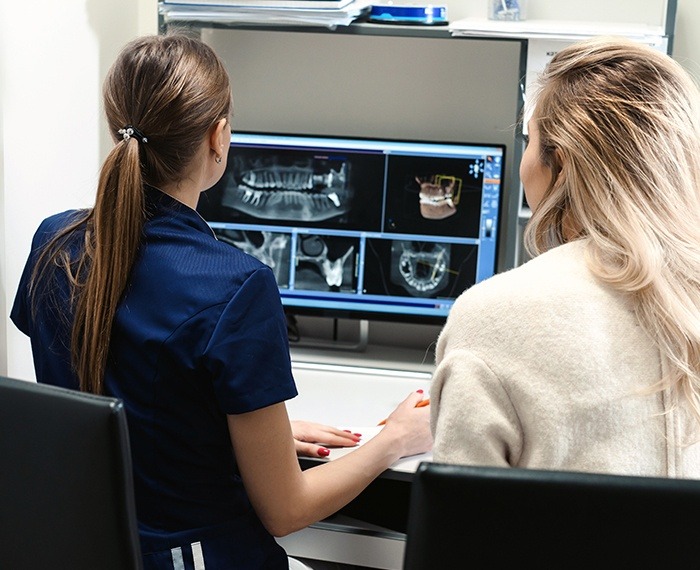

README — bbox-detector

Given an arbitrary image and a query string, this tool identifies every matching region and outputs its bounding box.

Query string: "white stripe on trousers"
[170,543,206,569]
[192,541,205,570]
[170,547,185,570]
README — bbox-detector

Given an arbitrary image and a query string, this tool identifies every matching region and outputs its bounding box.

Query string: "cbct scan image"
[197,134,505,322]
[198,144,385,232]
[390,241,451,297]
[223,151,351,222]
[293,234,360,293]
[363,239,478,300]
[383,154,485,238]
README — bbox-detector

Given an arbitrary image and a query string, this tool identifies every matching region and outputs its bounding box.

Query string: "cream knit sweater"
[431,240,700,477]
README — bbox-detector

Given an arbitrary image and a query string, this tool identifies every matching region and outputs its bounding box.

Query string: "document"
[162,0,358,10]
[160,0,372,27]
[319,425,433,473]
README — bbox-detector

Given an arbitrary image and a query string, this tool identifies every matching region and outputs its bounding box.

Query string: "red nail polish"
[318,448,330,457]
[353,433,362,438]
[417,389,424,394]
[343,430,352,433]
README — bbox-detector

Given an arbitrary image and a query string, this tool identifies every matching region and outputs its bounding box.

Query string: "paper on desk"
[321,425,432,472]
[323,425,383,459]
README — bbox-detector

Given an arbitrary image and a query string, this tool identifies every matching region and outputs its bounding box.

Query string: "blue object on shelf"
[368,4,448,25]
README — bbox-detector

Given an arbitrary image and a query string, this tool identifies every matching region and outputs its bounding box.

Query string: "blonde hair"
[31,34,232,394]
[524,36,700,421]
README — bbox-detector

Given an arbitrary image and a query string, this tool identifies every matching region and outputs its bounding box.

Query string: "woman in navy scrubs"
[11,34,432,569]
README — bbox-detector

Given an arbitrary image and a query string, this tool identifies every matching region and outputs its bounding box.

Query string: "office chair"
[404,461,700,569]
[0,376,142,570]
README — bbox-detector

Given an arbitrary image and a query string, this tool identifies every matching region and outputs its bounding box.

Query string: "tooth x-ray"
[391,241,450,296]
[294,234,358,293]
[198,132,504,323]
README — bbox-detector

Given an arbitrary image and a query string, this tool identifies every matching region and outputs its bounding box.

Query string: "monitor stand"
[288,318,369,353]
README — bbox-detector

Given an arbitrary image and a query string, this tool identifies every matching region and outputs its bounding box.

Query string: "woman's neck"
[158,181,201,210]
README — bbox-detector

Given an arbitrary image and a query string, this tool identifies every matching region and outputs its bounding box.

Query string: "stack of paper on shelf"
[163,0,358,7]
[448,18,666,44]
[160,0,372,28]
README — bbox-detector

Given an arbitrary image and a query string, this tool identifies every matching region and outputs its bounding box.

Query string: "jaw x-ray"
[391,240,450,297]
[415,175,462,220]
[220,150,353,223]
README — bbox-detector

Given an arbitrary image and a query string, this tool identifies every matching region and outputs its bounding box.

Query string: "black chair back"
[404,461,700,569]
[0,376,142,570]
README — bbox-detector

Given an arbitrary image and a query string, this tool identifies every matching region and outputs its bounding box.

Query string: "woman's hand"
[228,397,432,537]
[376,390,433,459]
[291,420,361,458]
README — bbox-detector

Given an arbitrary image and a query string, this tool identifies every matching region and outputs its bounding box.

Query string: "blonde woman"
[431,36,700,477]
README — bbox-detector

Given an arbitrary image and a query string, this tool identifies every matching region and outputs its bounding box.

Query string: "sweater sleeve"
[430,348,522,467]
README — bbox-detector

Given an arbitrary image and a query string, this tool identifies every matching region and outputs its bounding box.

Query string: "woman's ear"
[209,118,228,157]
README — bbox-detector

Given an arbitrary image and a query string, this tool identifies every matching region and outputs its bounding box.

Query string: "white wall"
[0,0,158,380]
[672,1,700,79]
[1,0,699,380]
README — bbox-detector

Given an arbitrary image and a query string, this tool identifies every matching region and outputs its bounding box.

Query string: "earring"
[215,155,222,164]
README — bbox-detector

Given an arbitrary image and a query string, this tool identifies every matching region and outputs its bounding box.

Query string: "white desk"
[278,350,434,569]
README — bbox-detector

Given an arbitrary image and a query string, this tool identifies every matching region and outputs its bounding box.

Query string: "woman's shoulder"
[447,240,597,325]
[143,204,269,275]
[40,209,86,228]
[437,241,595,354]
[141,216,275,300]
[32,209,87,246]
[467,240,586,293]
[202,230,271,275]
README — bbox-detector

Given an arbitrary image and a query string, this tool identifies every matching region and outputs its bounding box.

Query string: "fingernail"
[353,433,362,438]
[318,448,330,457]
[343,430,352,433]
[417,389,424,394]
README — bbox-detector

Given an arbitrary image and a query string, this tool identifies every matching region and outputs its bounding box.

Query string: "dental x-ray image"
[293,234,359,293]
[225,150,350,221]
[391,240,450,297]
[415,174,462,220]
[198,144,385,232]
[383,154,484,238]
[363,238,478,300]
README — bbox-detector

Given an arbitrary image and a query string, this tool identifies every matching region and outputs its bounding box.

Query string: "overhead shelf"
[449,18,669,46]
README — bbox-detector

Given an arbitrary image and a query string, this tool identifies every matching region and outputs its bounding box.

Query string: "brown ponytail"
[31,34,232,393]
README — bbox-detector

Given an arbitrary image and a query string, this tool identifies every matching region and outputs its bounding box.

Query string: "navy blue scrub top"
[11,187,298,569]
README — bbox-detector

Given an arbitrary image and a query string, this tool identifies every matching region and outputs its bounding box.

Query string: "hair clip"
[118,125,148,144]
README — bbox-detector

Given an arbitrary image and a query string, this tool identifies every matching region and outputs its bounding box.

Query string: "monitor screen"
[197,132,505,324]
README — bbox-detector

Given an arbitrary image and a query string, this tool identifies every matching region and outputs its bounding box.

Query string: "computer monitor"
[197,132,505,325]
